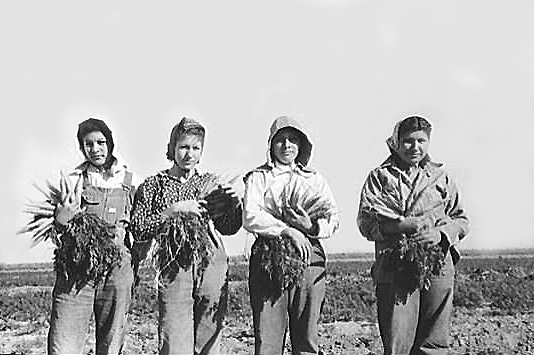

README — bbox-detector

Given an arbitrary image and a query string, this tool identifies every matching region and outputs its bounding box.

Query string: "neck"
[169,164,194,180]
[274,161,296,170]
[88,162,106,173]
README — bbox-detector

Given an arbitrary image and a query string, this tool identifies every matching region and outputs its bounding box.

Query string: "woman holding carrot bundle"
[243,116,339,355]
[357,116,469,355]
[130,117,242,355]
[31,118,140,355]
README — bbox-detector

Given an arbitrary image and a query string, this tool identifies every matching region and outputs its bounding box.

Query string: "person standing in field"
[47,118,140,355]
[129,117,242,355]
[243,116,339,355]
[357,116,469,355]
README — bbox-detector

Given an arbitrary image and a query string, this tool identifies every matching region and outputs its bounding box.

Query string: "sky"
[1,0,534,263]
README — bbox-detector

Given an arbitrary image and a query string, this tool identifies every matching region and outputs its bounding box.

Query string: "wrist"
[281,227,293,237]
[283,227,301,239]
[54,218,68,231]
[305,221,318,236]
[398,216,415,234]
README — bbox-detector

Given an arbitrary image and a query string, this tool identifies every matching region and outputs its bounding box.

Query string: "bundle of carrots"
[381,237,446,304]
[19,172,121,289]
[148,172,241,283]
[254,174,337,301]
[54,212,121,290]
[154,212,213,280]
[18,171,83,246]
[252,235,307,303]
[281,180,336,222]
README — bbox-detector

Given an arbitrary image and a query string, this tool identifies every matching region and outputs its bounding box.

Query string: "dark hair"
[166,122,205,161]
[77,118,115,169]
[397,116,432,139]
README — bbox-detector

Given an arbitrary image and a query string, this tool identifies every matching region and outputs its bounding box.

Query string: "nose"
[281,138,291,147]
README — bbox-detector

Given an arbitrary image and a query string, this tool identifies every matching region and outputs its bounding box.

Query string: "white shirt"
[243,163,339,239]
[67,158,141,189]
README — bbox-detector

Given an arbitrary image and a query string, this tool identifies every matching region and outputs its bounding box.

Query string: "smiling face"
[173,133,204,171]
[271,127,301,165]
[397,130,430,166]
[82,131,109,167]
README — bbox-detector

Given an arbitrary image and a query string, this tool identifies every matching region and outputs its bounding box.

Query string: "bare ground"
[2,308,533,355]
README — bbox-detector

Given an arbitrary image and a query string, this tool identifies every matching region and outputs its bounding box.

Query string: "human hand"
[54,174,83,226]
[411,228,442,246]
[283,205,315,235]
[55,203,81,226]
[162,200,204,218]
[398,216,434,235]
[201,185,240,219]
[281,227,312,265]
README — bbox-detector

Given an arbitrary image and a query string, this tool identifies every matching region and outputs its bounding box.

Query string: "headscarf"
[166,117,206,161]
[267,116,313,167]
[77,118,115,169]
[386,115,433,155]
[386,120,403,154]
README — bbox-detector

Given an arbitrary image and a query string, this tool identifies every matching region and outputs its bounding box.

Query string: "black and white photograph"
[1,1,533,354]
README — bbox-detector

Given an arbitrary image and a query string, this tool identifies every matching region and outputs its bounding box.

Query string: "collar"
[380,154,442,172]
[273,161,296,170]
[259,161,315,176]
[73,158,127,177]
[160,167,202,183]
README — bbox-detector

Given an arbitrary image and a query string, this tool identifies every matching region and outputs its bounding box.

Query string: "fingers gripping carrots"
[18,172,84,246]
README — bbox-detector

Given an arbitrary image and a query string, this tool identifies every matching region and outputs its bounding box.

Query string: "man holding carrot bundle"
[243,116,339,355]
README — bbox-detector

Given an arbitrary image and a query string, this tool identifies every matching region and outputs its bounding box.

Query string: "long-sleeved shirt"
[243,163,339,240]
[130,169,242,259]
[357,156,469,282]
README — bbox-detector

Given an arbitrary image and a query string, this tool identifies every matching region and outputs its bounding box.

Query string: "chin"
[91,160,106,167]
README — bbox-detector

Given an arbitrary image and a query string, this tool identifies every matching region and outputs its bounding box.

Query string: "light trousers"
[47,248,133,355]
[158,246,228,355]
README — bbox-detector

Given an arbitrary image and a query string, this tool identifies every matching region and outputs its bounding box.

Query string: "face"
[173,133,204,171]
[82,131,109,167]
[271,128,301,165]
[397,130,430,166]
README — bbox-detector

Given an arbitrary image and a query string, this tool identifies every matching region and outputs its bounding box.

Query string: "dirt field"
[2,307,533,354]
[2,254,534,354]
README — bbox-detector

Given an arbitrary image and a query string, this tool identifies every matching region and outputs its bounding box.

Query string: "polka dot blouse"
[130,170,242,243]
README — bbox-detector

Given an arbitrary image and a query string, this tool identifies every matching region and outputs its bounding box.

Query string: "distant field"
[3,248,534,270]
[1,252,534,354]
